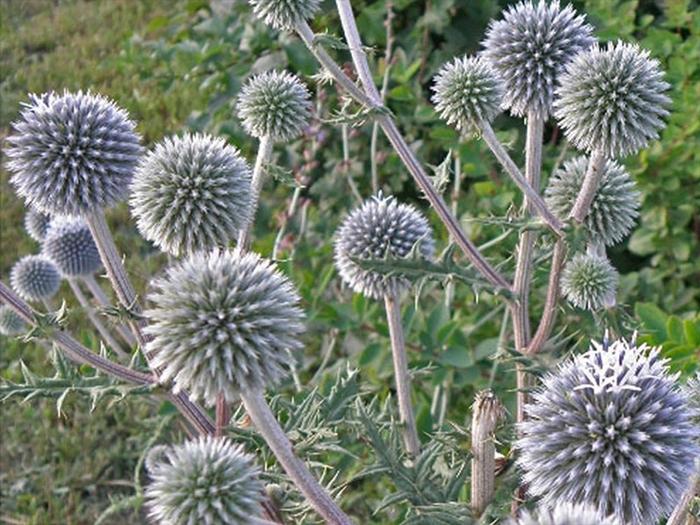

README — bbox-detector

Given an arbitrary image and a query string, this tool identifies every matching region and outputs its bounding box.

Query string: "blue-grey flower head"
[516,336,700,525]
[130,133,253,256]
[334,193,435,300]
[482,0,595,120]
[249,0,321,30]
[560,252,618,311]
[144,249,304,406]
[545,156,640,246]
[237,70,312,142]
[24,208,52,242]
[145,436,264,525]
[5,91,142,217]
[554,41,671,158]
[42,217,101,277]
[432,55,503,136]
[0,305,27,336]
[10,255,61,302]
[509,502,621,525]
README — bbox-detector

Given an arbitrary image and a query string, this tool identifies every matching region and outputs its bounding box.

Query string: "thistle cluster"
[0,305,27,337]
[42,217,101,277]
[10,255,61,303]
[249,0,321,30]
[560,252,618,311]
[509,502,621,525]
[24,208,52,242]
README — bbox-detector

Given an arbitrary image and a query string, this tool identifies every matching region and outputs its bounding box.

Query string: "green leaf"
[635,302,668,341]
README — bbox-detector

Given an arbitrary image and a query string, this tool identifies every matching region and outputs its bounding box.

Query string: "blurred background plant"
[1,0,698,523]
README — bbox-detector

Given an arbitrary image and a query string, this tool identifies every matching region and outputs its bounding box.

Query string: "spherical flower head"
[0,305,27,336]
[482,0,594,119]
[554,41,671,158]
[249,0,321,30]
[509,502,621,525]
[24,208,52,242]
[545,156,640,246]
[130,133,253,256]
[334,193,435,300]
[516,337,700,525]
[144,249,304,405]
[42,217,101,277]
[145,436,264,525]
[4,91,142,217]
[431,55,503,136]
[560,252,618,310]
[237,70,312,142]
[10,255,61,302]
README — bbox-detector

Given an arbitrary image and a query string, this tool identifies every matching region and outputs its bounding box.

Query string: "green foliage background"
[1,0,698,523]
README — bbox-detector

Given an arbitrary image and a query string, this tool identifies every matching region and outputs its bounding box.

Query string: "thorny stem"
[238,135,275,250]
[444,150,462,310]
[471,390,504,517]
[240,389,353,525]
[667,465,700,525]
[82,273,137,347]
[215,394,230,437]
[384,293,421,457]
[570,149,606,222]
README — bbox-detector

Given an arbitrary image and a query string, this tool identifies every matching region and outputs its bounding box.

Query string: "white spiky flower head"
[517,336,700,525]
[509,502,621,525]
[237,70,312,142]
[431,55,503,136]
[249,0,321,30]
[334,193,435,300]
[130,133,253,257]
[10,255,61,303]
[24,208,52,242]
[42,217,101,277]
[145,436,264,525]
[545,156,640,246]
[4,91,142,217]
[555,41,671,158]
[144,249,304,406]
[0,305,27,336]
[560,251,618,311]
[482,0,595,120]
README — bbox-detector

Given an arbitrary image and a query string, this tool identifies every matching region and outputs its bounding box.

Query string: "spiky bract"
[545,156,640,246]
[554,41,671,157]
[482,0,594,119]
[431,56,503,136]
[144,249,304,405]
[560,252,618,310]
[0,305,27,336]
[334,193,435,300]
[249,0,321,30]
[145,436,264,525]
[517,337,700,525]
[237,70,312,142]
[24,208,52,242]
[10,255,61,302]
[130,134,253,256]
[5,91,142,217]
[509,502,621,525]
[42,217,101,277]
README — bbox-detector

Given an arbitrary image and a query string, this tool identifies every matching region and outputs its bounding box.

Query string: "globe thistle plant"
[10,255,61,303]
[249,0,321,30]
[42,217,101,277]
[24,208,52,242]
[145,436,264,525]
[554,41,671,158]
[0,305,27,336]
[237,70,312,143]
[144,249,304,406]
[130,133,253,256]
[516,337,700,525]
[545,156,640,246]
[5,91,142,217]
[431,56,503,136]
[560,252,618,310]
[482,0,595,120]
[509,502,621,525]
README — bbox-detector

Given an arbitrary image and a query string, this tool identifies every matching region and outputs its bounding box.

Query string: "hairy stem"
[215,393,230,437]
[570,149,606,222]
[471,390,504,517]
[667,465,700,525]
[240,389,353,525]
[384,293,420,457]
[238,135,275,250]
[82,273,137,347]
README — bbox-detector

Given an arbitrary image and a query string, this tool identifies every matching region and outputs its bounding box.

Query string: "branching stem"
[238,135,275,250]
[83,273,136,347]
[570,149,606,222]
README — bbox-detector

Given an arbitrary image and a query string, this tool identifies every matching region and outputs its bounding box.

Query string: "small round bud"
[554,41,671,158]
[144,249,304,405]
[334,193,435,300]
[560,252,618,311]
[24,208,52,242]
[431,55,503,135]
[145,436,264,525]
[545,156,640,246]
[249,0,321,30]
[0,305,27,336]
[509,503,621,525]
[5,91,142,217]
[237,70,312,142]
[10,255,61,303]
[130,133,253,256]
[482,0,595,119]
[42,217,101,277]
